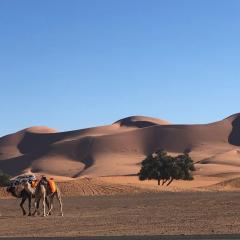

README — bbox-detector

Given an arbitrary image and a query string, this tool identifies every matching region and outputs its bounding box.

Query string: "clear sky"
[0,0,239,136]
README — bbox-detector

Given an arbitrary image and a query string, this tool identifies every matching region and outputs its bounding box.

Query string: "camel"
[6,182,50,216]
[23,179,63,217]
[7,184,32,216]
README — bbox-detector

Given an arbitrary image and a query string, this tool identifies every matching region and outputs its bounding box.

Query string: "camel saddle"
[48,179,57,193]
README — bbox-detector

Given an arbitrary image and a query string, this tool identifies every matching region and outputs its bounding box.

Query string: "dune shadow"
[72,138,95,178]
[72,154,94,178]
[228,116,240,146]
[118,119,157,128]
[0,151,47,176]
[17,132,63,154]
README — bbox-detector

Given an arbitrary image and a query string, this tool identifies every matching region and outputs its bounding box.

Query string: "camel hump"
[48,179,56,193]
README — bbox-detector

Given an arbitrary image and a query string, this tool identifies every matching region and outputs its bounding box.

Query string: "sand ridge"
[0,114,240,180]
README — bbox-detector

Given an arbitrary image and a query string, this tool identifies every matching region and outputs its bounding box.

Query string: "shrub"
[0,170,10,187]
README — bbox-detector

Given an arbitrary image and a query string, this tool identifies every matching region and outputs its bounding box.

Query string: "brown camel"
[7,184,32,216]
[23,179,63,217]
[6,182,50,216]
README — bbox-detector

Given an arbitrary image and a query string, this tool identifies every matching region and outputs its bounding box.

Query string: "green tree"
[138,150,195,186]
[138,150,168,185]
[138,150,174,185]
[175,153,195,180]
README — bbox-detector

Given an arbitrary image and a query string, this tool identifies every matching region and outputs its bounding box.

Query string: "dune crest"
[114,116,171,128]
[25,126,58,133]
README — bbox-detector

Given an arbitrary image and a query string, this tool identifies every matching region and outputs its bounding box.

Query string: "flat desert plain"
[1,176,240,237]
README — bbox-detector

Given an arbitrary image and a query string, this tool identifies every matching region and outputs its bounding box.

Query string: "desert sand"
[0,113,240,196]
[1,113,240,196]
[0,113,240,180]
[1,114,240,237]
[1,192,240,237]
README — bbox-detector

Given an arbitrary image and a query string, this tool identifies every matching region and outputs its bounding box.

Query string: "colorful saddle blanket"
[48,179,57,193]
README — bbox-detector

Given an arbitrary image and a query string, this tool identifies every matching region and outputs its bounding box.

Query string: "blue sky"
[0,0,239,136]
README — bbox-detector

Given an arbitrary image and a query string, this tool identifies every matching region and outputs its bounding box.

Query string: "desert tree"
[138,150,174,185]
[138,150,195,186]
[174,153,195,180]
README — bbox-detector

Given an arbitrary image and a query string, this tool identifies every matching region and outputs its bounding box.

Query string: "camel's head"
[6,184,23,198]
[6,185,15,195]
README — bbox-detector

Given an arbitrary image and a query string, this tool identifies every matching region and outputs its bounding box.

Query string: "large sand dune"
[0,114,240,179]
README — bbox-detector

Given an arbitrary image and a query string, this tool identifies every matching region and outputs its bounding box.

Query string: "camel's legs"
[42,196,46,217]
[46,195,54,216]
[32,199,37,216]
[27,195,32,216]
[33,198,48,216]
[46,191,63,217]
[46,191,64,217]
[45,197,51,215]
[36,199,40,209]
[37,199,42,215]
[33,198,40,216]
[57,191,63,216]
[20,197,27,215]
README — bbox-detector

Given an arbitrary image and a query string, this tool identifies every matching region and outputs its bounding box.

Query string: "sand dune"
[0,126,57,160]
[0,114,240,180]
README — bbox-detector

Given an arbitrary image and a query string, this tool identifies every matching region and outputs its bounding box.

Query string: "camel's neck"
[24,183,36,195]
